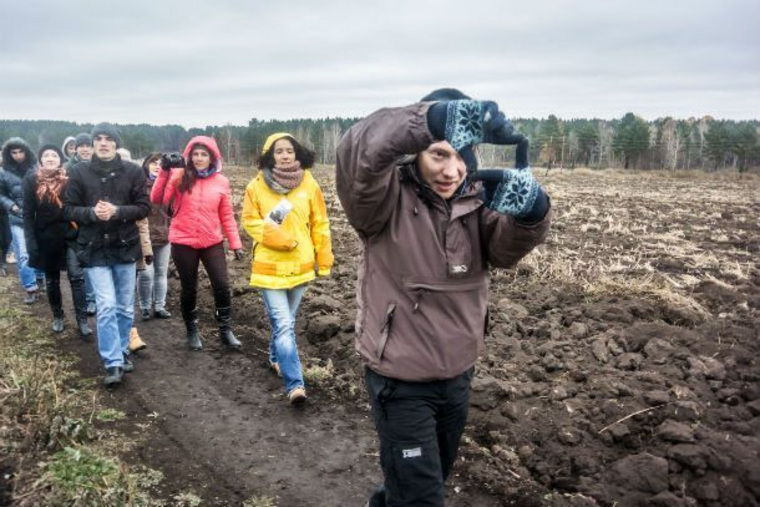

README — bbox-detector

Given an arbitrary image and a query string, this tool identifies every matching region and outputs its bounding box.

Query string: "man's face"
[10,148,26,164]
[93,135,117,161]
[417,141,466,199]
[76,144,93,160]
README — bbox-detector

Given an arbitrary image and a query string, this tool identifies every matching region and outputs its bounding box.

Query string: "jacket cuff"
[517,189,550,224]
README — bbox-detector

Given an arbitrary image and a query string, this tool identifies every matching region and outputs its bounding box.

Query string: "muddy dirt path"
[13,166,760,507]
[54,284,502,506]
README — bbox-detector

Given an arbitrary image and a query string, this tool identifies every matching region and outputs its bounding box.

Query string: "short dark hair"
[257,136,316,170]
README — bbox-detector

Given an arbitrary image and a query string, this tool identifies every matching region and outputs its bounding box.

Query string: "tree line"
[2,113,758,172]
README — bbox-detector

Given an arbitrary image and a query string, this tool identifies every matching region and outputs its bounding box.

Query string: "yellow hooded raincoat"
[242,167,333,290]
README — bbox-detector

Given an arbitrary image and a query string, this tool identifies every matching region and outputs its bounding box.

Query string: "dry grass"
[512,169,759,313]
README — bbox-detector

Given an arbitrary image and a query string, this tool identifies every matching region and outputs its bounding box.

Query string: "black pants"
[365,367,473,507]
[45,247,87,320]
[171,242,230,321]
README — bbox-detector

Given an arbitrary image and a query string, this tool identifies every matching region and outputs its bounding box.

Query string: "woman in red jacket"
[150,136,243,351]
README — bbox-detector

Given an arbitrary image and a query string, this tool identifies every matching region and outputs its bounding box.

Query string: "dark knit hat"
[90,123,121,148]
[74,133,93,147]
[421,88,471,102]
[37,144,65,166]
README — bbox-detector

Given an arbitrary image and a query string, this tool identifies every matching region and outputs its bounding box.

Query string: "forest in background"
[1,113,759,172]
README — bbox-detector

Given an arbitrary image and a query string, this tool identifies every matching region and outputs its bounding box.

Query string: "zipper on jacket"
[376,302,397,360]
[412,289,425,313]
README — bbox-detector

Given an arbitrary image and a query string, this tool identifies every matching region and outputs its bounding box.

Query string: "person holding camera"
[336,89,551,506]
[241,133,334,405]
[136,153,172,321]
[64,123,151,387]
[150,136,243,351]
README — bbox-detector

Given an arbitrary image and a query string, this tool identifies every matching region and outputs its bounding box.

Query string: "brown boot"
[129,327,147,353]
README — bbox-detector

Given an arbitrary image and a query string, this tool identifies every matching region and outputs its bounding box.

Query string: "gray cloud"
[1,0,758,126]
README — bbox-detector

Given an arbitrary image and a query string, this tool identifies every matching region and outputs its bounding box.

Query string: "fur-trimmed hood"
[1,137,37,174]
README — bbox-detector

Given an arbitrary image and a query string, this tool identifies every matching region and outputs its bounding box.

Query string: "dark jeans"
[45,247,87,319]
[171,242,231,321]
[365,367,473,507]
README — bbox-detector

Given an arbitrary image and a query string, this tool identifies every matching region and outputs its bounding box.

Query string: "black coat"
[63,155,151,267]
[0,138,37,227]
[22,173,72,272]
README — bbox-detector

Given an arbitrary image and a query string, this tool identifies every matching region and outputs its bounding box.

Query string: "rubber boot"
[215,306,241,350]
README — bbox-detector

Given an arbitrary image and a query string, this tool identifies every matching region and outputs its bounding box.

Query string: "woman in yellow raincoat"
[242,133,333,405]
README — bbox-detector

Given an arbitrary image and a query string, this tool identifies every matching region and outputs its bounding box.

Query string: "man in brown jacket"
[336,89,551,507]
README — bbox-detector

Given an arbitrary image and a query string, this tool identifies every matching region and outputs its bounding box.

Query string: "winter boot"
[215,306,241,350]
[129,327,147,353]
[186,319,203,351]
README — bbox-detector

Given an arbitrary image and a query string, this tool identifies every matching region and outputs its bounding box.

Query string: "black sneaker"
[123,354,134,373]
[103,367,123,387]
[153,308,172,319]
[141,308,152,321]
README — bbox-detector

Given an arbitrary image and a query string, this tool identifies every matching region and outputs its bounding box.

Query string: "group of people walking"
[1,126,333,408]
[1,89,551,506]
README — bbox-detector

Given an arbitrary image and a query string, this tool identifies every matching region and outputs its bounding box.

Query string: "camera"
[160,152,185,170]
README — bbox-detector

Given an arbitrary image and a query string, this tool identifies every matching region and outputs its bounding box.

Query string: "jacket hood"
[183,136,223,172]
[61,136,76,158]
[1,137,37,171]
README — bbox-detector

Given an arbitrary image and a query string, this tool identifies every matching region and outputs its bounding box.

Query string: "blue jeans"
[86,263,136,368]
[9,224,39,291]
[137,243,171,310]
[261,285,307,393]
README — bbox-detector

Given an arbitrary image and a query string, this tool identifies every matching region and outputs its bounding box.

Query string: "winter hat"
[421,88,471,102]
[74,133,93,147]
[262,132,294,155]
[90,123,121,148]
[37,145,65,166]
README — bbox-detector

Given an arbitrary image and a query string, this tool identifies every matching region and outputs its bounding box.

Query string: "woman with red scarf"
[22,145,91,337]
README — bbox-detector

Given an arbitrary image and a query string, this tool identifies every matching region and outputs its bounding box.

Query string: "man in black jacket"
[0,137,43,302]
[64,124,150,386]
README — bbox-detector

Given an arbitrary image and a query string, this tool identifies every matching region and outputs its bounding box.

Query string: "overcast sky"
[1,0,758,127]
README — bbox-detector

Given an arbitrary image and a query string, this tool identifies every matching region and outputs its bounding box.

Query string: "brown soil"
[8,167,760,506]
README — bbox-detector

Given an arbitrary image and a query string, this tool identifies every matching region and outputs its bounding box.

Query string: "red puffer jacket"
[150,136,242,251]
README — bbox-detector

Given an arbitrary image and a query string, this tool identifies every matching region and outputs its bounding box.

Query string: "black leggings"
[171,242,231,320]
